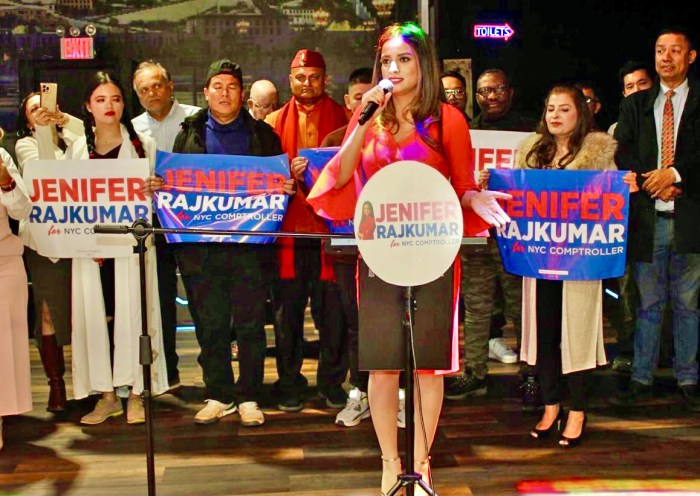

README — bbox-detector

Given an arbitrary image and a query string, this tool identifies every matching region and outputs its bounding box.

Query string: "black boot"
[39,334,68,413]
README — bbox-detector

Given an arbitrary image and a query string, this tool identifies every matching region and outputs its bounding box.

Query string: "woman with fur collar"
[494,85,637,447]
[63,72,168,425]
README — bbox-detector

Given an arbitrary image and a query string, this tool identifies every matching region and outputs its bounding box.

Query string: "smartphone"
[40,82,58,112]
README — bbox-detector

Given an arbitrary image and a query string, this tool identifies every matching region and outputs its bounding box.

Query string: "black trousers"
[536,279,589,411]
[334,259,369,392]
[275,238,347,396]
[155,233,180,383]
[176,243,267,404]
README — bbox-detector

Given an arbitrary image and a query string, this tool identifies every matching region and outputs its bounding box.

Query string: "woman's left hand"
[466,190,512,228]
[142,175,164,196]
[477,169,490,189]
[622,171,639,193]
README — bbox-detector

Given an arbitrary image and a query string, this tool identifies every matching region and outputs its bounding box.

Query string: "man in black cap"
[168,59,294,427]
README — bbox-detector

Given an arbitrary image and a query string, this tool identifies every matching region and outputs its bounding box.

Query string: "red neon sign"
[473,23,515,41]
[60,37,94,60]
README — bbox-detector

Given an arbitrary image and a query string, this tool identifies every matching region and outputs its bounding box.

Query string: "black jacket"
[614,79,700,261]
[173,107,283,157]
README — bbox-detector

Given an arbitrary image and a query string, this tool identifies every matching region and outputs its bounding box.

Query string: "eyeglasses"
[476,85,508,97]
[444,89,465,98]
[252,101,274,111]
[584,97,599,105]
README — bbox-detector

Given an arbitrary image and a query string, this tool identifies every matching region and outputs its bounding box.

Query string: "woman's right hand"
[358,83,392,124]
[34,106,69,127]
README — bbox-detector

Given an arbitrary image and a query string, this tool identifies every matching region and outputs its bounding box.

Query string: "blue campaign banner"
[299,147,354,234]
[489,169,629,280]
[154,150,290,243]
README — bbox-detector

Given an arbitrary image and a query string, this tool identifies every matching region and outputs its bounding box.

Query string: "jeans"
[632,216,700,386]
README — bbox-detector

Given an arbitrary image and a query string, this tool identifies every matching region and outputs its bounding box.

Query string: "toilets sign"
[473,23,515,41]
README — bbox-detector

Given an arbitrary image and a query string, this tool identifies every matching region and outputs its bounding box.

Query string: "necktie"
[661,90,675,167]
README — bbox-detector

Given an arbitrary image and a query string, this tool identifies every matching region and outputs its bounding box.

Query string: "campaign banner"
[24,158,151,258]
[489,169,629,280]
[355,161,463,287]
[469,130,533,172]
[299,147,353,234]
[154,150,290,243]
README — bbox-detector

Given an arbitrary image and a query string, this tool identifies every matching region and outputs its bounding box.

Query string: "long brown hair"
[372,21,442,151]
[525,85,592,169]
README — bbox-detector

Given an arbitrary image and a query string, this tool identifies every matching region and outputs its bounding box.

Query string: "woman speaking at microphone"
[307,21,510,495]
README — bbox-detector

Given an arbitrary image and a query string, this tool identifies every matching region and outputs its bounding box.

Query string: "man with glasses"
[441,70,468,116]
[446,68,537,409]
[248,79,279,121]
[575,80,604,129]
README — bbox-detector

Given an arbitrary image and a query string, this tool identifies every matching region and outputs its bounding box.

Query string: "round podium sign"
[354,161,463,287]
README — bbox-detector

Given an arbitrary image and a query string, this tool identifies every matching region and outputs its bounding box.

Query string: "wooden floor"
[2,319,700,496]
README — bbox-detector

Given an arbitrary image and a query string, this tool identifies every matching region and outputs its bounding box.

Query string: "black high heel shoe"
[559,412,587,448]
[530,405,564,440]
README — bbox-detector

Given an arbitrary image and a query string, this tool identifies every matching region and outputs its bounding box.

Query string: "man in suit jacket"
[612,27,700,412]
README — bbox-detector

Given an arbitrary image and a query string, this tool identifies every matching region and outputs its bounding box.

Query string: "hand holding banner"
[24,158,151,258]
[489,169,630,280]
[153,150,290,243]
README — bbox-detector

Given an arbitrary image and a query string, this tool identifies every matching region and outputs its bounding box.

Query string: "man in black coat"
[612,27,700,411]
[169,60,294,426]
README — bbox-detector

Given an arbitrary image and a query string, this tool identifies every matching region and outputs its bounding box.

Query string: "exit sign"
[60,37,94,60]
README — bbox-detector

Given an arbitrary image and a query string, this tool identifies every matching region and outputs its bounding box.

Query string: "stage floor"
[2,318,699,496]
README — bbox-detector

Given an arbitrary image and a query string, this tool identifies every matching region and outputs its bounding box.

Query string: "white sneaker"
[488,338,518,364]
[194,399,237,425]
[397,388,406,429]
[238,401,265,427]
[335,388,370,427]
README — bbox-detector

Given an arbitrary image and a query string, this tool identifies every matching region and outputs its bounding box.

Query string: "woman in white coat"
[0,129,33,450]
[64,71,167,425]
[15,92,84,414]
[513,85,637,447]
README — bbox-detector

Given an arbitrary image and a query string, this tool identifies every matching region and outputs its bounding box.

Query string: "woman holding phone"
[15,90,84,414]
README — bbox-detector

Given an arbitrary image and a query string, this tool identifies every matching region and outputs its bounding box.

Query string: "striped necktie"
[661,89,675,167]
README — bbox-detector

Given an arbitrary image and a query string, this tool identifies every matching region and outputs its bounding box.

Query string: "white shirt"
[653,79,688,211]
[132,99,200,153]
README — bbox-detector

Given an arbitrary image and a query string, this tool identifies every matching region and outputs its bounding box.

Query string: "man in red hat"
[265,49,348,413]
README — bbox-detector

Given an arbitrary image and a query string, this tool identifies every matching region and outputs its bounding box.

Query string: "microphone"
[94,224,131,234]
[358,79,393,125]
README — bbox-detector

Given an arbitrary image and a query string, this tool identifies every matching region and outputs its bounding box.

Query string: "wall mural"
[0,0,407,133]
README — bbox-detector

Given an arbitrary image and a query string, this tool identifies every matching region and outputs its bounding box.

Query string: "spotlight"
[85,24,97,37]
[55,26,65,37]
[69,26,80,37]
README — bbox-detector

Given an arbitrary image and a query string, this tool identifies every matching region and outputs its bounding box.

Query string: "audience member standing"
[612,27,700,412]
[446,68,534,405]
[606,60,654,374]
[15,93,83,414]
[68,72,167,426]
[265,49,349,412]
[441,70,468,118]
[164,60,294,427]
[511,85,636,447]
[0,135,33,450]
[248,80,279,121]
[132,60,200,389]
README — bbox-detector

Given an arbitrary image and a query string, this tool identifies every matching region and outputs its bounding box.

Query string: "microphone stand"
[93,219,352,496]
